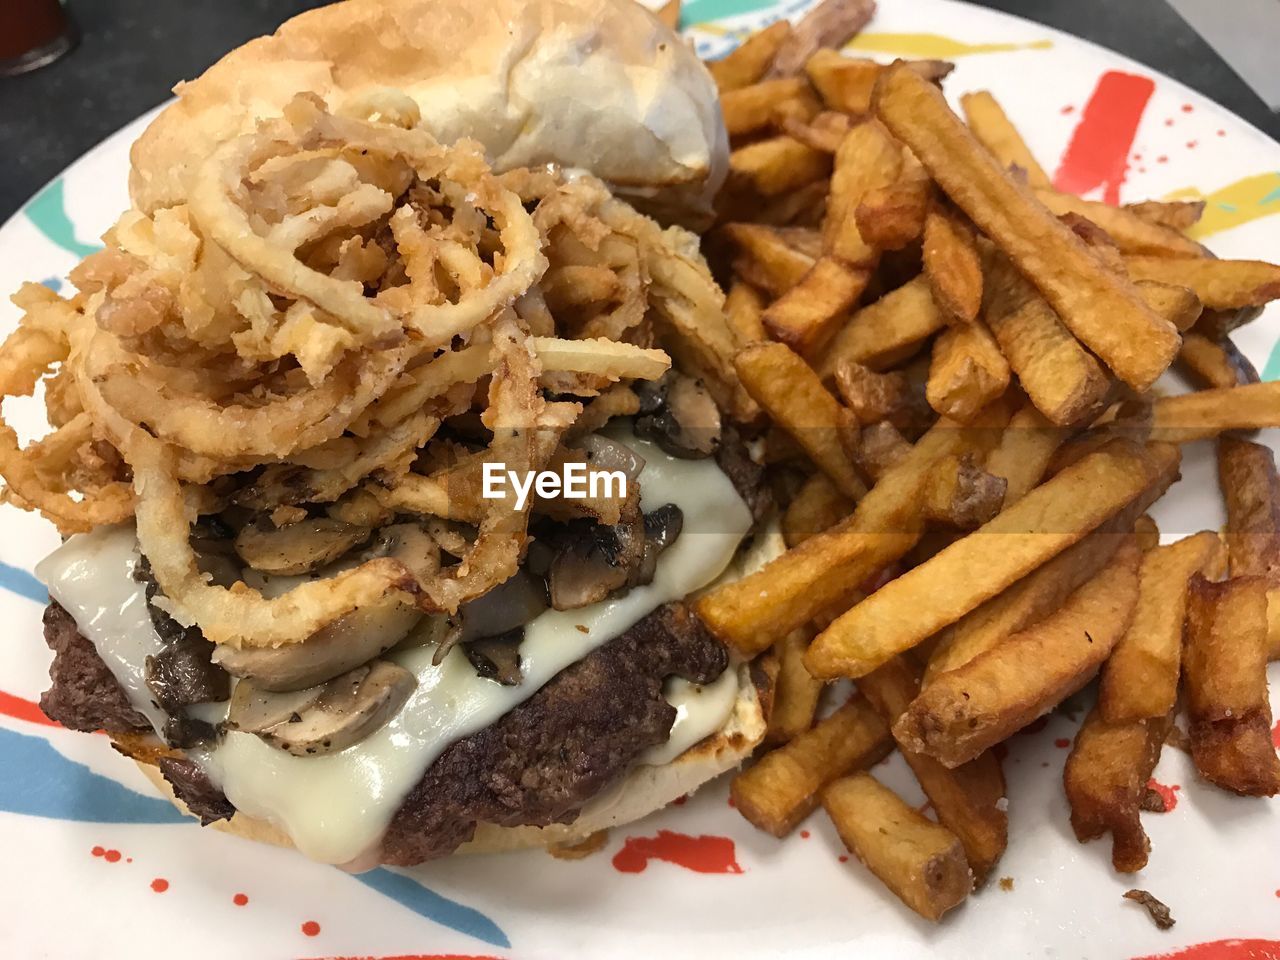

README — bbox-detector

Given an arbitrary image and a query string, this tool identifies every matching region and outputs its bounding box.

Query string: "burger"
[5,0,782,869]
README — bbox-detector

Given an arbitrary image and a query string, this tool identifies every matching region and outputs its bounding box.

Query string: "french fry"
[655,0,681,30]
[859,657,1008,885]
[824,120,904,265]
[754,178,831,228]
[722,223,817,296]
[822,771,972,921]
[721,77,820,137]
[1150,382,1280,443]
[852,421,913,481]
[897,538,1142,767]
[983,403,1066,504]
[697,412,997,654]
[708,20,792,92]
[731,693,892,836]
[924,509,1142,683]
[1098,531,1225,723]
[981,253,1110,428]
[921,453,1007,528]
[1184,575,1280,796]
[783,472,855,546]
[730,135,833,198]
[1064,706,1172,873]
[1196,304,1263,341]
[767,0,877,79]
[875,64,1180,390]
[782,110,854,153]
[766,628,825,743]
[958,90,1052,189]
[856,152,933,251]
[924,204,983,323]
[1033,190,1207,258]
[1126,255,1280,310]
[833,362,910,425]
[735,342,867,499]
[1133,514,1160,552]
[762,256,870,355]
[1218,437,1280,578]
[819,275,947,375]
[1135,279,1203,332]
[1177,332,1258,390]
[724,281,769,347]
[1124,198,1206,232]
[806,50,954,115]
[806,441,1178,680]
[925,319,1010,423]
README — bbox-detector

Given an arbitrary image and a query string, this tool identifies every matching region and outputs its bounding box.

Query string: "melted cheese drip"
[39,431,751,865]
[641,669,740,767]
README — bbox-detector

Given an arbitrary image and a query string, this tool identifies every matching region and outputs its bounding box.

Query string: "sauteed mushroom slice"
[234,518,372,575]
[463,627,524,686]
[635,372,721,459]
[230,660,416,757]
[213,600,422,691]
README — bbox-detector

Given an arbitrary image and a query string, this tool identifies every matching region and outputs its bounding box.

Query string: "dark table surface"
[1,0,1276,224]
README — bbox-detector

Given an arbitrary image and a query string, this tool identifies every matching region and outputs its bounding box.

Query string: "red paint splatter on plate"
[1020,717,1050,737]
[1270,718,1279,748]
[1181,103,1194,113]
[800,830,811,839]
[1187,141,1198,150]
[91,846,104,858]
[1061,104,1075,115]
[1053,70,1155,204]
[612,830,743,874]
[301,921,322,937]
[103,849,121,863]
[1146,778,1180,811]
[1054,738,1070,748]
[1131,938,1280,960]
[672,794,688,806]
[150,878,169,893]
[233,893,249,906]
[838,855,849,863]
[0,690,60,727]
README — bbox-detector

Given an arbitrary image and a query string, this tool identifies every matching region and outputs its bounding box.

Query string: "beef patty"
[41,599,729,864]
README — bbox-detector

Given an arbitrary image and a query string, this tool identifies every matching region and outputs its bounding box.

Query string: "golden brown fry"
[851,420,913,482]
[1150,382,1280,443]
[806,50,953,115]
[1135,279,1203,332]
[1133,514,1160,552]
[921,453,1007,529]
[1126,255,1280,310]
[958,90,1052,189]
[983,403,1066,505]
[767,628,825,743]
[982,252,1110,428]
[876,64,1180,390]
[859,657,1008,885]
[721,77,820,137]
[730,135,832,198]
[1099,532,1225,723]
[924,205,983,323]
[898,538,1142,767]
[782,110,854,153]
[732,693,892,836]
[655,0,681,30]
[1064,706,1172,873]
[767,0,877,78]
[806,441,1178,679]
[724,281,769,348]
[824,120,903,265]
[1177,333,1258,390]
[856,153,933,251]
[762,256,869,355]
[832,361,927,435]
[708,20,793,92]
[754,178,831,228]
[820,275,947,375]
[783,472,855,547]
[1184,575,1280,796]
[1124,198,1206,232]
[697,412,996,654]
[1218,436,1280,579]
[722,223,817,296]
[926,319,1011,423]
[1033,190,1207,258]
[735,341,866,500]
[823,771,972,920]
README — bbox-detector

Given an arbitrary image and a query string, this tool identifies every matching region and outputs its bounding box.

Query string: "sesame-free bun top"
[128,0,728,226]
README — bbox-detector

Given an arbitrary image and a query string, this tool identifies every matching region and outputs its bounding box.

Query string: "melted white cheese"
[37,526,170,733]
[641,668,740,767]
[44,430,752,865]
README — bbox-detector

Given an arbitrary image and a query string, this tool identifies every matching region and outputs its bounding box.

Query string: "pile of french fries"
[692,0,1280,922]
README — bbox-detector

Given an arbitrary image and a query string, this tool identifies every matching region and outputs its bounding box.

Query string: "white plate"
[2,1,1279,957]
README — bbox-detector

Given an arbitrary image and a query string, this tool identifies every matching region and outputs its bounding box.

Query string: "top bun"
[128,0,727,226]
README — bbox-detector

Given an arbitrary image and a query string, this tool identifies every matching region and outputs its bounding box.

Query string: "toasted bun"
[128,0,727,226]
[132,522,785,863]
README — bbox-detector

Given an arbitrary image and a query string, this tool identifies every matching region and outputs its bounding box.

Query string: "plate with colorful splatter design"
[3,0,1280,957]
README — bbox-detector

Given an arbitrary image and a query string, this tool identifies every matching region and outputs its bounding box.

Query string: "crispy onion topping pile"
[0,91,727,648]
